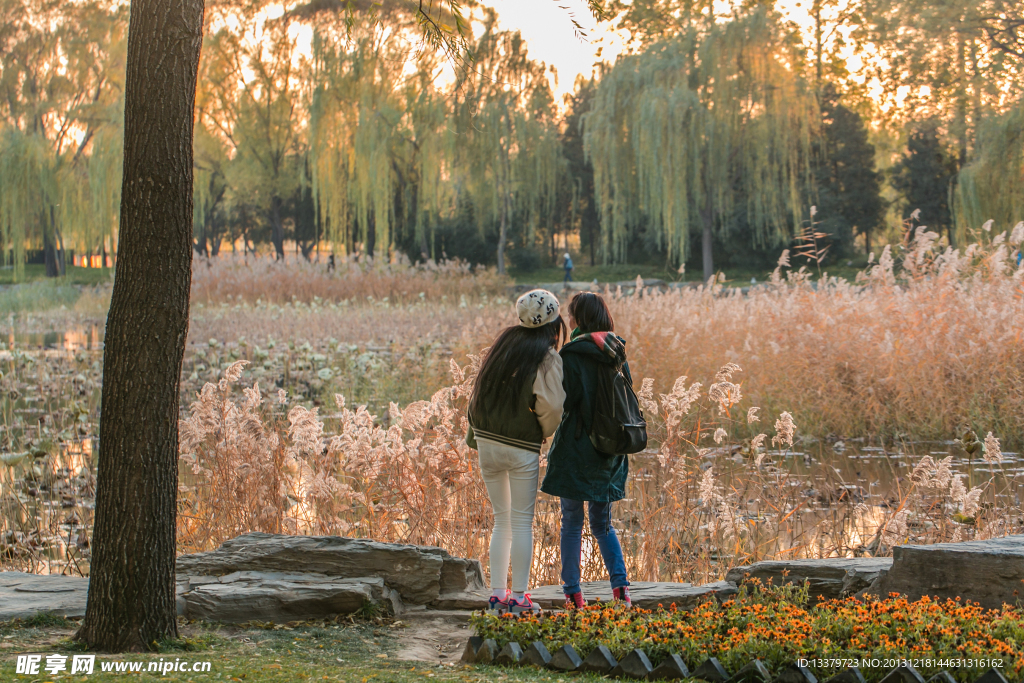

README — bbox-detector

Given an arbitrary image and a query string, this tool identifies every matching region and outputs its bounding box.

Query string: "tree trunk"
[54,224,67,277]
[77,0,203,653]
[701,211,714,283]
[366,212,376,259]
[865,226,872,258]
[44,222,60,278]
[497,193,509,275]
[270,195,285,260]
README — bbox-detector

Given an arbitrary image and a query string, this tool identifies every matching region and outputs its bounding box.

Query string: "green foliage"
[957,99,1024,232]
[584,8,818,269]
[0,0,126,280]
[813,84,886,257]
[891,122,958,240]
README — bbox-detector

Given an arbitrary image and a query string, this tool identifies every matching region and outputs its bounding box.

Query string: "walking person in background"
[542,292,636,610]
[467,289,566,614]
[563,252,574,288]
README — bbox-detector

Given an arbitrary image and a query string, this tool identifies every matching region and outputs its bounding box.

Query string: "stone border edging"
[461,638,1013,683]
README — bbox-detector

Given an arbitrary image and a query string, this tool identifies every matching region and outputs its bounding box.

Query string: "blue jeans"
[560,498,629,596]
[564,268,572,285]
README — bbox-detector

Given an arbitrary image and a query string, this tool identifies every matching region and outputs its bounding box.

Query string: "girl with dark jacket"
[466,289,566,614]
[541,292,632,609]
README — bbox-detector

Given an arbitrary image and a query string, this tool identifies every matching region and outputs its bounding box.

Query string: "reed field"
[2,229,1024,590]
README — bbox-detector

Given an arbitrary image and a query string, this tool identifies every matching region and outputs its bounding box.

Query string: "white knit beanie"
[516,289,560,328]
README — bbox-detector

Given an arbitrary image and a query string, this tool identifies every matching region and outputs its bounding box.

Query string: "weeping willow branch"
[583,8,818,269]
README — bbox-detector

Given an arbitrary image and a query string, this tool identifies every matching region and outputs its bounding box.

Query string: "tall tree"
[890,122,958,243]
[584,8,818,280]
[852,0,1024,169]
[75,0,204,651]
[813,83,886,256]
[0,0,125,279]
[199,16,307,259]
[70,0,607,654]
[453,20,562,274]
[956,99,1024,231]
[558,78,600,266]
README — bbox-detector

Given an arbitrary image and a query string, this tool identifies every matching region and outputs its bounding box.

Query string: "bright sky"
[484,0,868,102]
[484,0,620,99]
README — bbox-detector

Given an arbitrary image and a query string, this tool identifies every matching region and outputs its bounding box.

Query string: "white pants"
[477,440,539,593]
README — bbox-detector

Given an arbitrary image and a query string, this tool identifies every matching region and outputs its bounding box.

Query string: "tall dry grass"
[189,253,509,304]
[618,229,1024,445]
[5,227,1024,584]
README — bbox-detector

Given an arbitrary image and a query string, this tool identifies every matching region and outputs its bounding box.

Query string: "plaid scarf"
[569,329,627,363]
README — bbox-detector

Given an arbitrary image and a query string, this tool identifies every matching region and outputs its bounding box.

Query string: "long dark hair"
[568,292,615,333]
[469,317,566,416]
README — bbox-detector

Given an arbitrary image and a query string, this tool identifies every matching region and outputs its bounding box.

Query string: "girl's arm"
[533,349,566,439]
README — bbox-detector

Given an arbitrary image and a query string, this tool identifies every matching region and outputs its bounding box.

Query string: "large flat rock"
[0,572,89,621]
[182,574,399,623]
[726,557,892,601]
[866,535,1024,609]
[176,532,484,605]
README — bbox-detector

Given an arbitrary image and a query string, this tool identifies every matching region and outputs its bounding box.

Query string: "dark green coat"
[540,335,630,503]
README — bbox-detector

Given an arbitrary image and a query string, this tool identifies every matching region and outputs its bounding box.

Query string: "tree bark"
[77,0,204,653]
[44,222,59,278]
[497,192,509,275]
[701,211,714,283]
[270,195,285,259]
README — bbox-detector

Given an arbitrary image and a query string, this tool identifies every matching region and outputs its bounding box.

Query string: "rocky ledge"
[5,533,1024,625]
[174,532,485,622]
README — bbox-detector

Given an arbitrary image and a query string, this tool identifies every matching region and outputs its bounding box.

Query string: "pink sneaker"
[612,586,632,608]
[509,593,541,614]
[565,591,586,610]
[487,590,511,615]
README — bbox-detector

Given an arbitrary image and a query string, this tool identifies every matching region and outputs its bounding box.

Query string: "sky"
[484,0,621,99]
[483,0,862,101]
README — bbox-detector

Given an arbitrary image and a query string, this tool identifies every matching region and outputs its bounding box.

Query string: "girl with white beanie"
[466,289,566,614]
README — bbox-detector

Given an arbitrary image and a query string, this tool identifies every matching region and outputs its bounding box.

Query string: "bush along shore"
[465,581,1024,682]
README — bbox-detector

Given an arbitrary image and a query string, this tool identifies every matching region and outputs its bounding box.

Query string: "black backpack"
[578,358,648,456]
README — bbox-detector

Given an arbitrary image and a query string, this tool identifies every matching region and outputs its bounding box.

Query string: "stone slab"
[176,532,483,605]
[0,571,89,621]
[182,575,398,623]
[726,558,892,600]
[866,535,1024,609]
[527,580,737,610]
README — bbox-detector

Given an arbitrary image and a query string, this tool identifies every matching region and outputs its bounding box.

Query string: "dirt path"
[392,610,473,664]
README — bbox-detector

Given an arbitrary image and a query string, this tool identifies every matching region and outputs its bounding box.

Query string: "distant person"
[542,292,639,610]
[562,252,574,287]
[327,253,336,272]
[467,289,566,615]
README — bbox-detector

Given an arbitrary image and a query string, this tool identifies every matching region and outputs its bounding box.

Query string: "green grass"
[0,617,598,682]
[0,280,83,315]
[0,264,115,286]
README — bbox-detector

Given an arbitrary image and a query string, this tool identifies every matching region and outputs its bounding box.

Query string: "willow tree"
[957,100,1024,230]
[0,0,125,278]
[452,21,562,274]
[584,9,818,279]
[853,0,1024,171]
[307,13,435,259]
[197,14,308,259]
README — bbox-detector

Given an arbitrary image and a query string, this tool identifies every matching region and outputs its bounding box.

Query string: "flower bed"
[469,581,1024,682]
